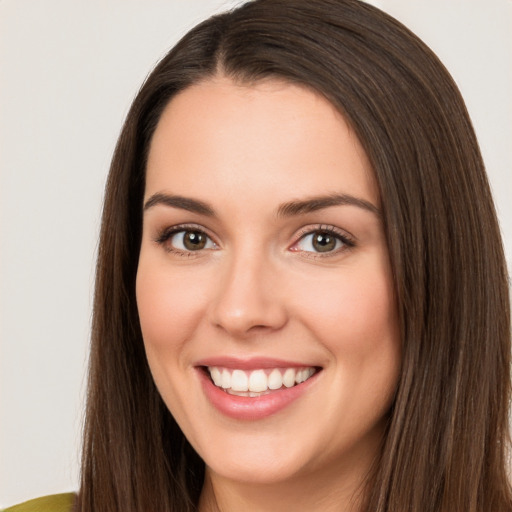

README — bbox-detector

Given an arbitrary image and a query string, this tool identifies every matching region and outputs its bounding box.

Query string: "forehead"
[145,76,379,208]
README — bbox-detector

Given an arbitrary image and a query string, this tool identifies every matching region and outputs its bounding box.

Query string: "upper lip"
[194,356,320,370]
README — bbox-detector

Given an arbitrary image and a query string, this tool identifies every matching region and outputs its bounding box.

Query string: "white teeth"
[295,368,314,384]
[210,367,222,387]
[268,368,283,390]
[221,369,231,389]
[248,370,268,392]
[207,366,317,394]
[231,369,249,391]
[282,368,295,388]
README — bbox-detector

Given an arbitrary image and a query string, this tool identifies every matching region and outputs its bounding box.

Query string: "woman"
[7,0,510,510]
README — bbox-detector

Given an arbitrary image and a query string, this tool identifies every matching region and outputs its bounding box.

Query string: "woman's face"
[137,77,401,488]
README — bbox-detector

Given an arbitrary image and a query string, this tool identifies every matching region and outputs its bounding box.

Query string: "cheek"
[135,261,208,356]
[298,266,401,427]
[295,266,398,353]
[135,262,207,420]
[291,258,401,413]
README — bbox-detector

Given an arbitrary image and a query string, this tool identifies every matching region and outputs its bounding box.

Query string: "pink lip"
[195,360,321,421]
[195,356,312,370]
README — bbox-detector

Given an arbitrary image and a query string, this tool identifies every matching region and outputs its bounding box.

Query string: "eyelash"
[154,223,356,257]
[291,225,355,258]
[155,224,217,256]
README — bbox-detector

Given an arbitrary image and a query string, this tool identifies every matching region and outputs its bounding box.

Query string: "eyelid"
[290,224,356,255]
[154,223,218,253]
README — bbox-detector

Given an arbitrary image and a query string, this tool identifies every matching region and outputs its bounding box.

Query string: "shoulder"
[2,493,75,512]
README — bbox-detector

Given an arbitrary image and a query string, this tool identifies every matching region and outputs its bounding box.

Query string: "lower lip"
[197,368,320,420]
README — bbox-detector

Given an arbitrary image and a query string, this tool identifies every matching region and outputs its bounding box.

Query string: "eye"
[174,230,215,251]
[156,227,217,253]
[292,228,354,254]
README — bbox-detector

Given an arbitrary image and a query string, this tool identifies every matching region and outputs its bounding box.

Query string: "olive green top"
[2,493,75,512]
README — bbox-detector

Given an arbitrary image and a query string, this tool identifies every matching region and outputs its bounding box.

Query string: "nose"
[208,251,288,338]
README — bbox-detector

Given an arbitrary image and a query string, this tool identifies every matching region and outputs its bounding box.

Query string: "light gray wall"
[1,0,510,507]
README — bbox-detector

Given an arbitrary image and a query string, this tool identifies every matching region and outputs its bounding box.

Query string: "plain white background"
[1,0,510,507]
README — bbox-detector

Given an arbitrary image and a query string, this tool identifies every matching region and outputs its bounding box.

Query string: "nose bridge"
[209,243,287,337]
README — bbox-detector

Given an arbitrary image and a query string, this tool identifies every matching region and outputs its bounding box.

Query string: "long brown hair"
[76,1,511,510]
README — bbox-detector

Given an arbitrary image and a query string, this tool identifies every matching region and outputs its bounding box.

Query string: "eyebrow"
[143,192,381,218]
[276,193,381,218]
[144,193,215,216]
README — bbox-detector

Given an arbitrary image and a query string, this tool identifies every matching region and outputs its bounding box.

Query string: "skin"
[136,77,401,512]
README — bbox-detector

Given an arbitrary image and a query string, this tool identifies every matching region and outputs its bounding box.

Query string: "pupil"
[184,231,206,250]
[312,232,336,252]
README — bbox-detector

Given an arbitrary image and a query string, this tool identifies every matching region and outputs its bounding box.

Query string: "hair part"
[77,1,511,511]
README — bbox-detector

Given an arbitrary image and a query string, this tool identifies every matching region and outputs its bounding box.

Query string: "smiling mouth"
[204,366,319,397]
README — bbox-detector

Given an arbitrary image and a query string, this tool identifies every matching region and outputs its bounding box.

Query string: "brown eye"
[312,232,337,252]
[159,228,216,253]
[293,229,351,254]
[183,230,207,250]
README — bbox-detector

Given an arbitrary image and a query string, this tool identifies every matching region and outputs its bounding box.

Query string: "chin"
[204,451,309,485]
